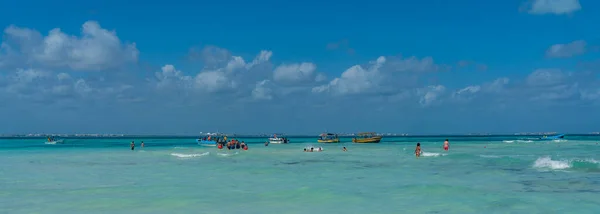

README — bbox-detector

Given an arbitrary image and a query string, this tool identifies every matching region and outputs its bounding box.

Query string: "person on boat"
[415,143,421,158]
[443,139,449,151]
[343,147,347,152]
[130,141,135,151]
[141,141,145,148]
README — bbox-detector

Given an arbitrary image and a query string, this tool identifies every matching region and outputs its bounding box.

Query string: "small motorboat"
[45,139,65,145]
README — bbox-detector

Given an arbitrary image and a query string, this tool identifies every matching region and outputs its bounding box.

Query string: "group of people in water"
[415,139,450,158]
[217,139,248,150]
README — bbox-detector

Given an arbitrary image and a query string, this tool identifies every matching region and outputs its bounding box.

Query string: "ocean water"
[1,135,600,214]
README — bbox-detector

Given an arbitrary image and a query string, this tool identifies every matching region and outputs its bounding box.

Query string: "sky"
[0,0,599,135]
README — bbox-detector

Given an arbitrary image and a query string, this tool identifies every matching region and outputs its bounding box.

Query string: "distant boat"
[538,134,565,140]
[45,137,65,145]
[196,133,226,146]
[269,134,289,144]
[352,132,382,143]
[318,133,340,143]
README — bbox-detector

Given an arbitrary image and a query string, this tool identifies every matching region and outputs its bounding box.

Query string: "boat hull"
[352,137,382,143]
[196,139,217,146]
[269,138,286,144]
[318,139,340,143]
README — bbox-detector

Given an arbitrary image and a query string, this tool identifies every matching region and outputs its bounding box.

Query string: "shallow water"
[1,136,600,213]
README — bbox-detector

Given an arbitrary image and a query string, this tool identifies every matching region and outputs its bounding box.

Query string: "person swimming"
[443,139,449,151]
[342,147,347,152]
[415,143,421,158]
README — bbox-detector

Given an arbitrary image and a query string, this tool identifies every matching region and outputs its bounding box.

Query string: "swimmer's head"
[417,143,420,146]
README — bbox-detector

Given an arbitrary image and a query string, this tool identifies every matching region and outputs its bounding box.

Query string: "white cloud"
[313,55,441,96]
[252,80,273,100]
[155,64,193,89]
[525,0,581,15]
[195,70,235,93]
[1,21,138,71]
[312,56,386,95]
[546,40,586,58]
[273,62,317,82]
[56,72,71,81]
[418,85,446,106]
[526,68,567,87]
[153,49,274,95]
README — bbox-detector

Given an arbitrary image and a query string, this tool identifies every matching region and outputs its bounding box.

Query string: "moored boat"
[196,134,226,146]
[352,132,382,143]
[317,133,340,143]
[269,134,289,144]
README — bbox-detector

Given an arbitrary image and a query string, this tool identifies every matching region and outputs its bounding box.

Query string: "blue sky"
[0,0,599,135]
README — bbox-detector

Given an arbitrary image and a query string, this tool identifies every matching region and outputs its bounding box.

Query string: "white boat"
[269,137,284,144]
[45,139,65,145]
[268,134,288,144]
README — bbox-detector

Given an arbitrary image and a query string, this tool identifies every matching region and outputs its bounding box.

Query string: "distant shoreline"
[1,133,598,139]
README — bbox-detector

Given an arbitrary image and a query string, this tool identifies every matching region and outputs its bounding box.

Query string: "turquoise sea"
[1,135,600,214]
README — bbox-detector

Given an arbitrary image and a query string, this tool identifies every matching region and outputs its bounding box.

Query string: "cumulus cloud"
[273,62,317,83]
[313,55,440,96]
[252,80,273,100]
[418,85,446,106]
[523,0,581,15]
[1,21,139,71]
[313,56,386,95]
[546,40,586,58]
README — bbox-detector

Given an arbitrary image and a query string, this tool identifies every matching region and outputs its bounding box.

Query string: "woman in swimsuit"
[443,139,449,151]
[415,143,421,158]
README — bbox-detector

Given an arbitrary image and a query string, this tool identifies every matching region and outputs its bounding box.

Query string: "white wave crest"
[421,152,447,157]
[171,152,210,158]
[217,152,239,157]
[533,156,570,170]
[479,155,501,158]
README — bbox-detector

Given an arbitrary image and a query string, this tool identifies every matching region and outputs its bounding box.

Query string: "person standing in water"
[443,139,449,151]
[130,141,135,151]
[141,141,145,148]
[415,143,421,158]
